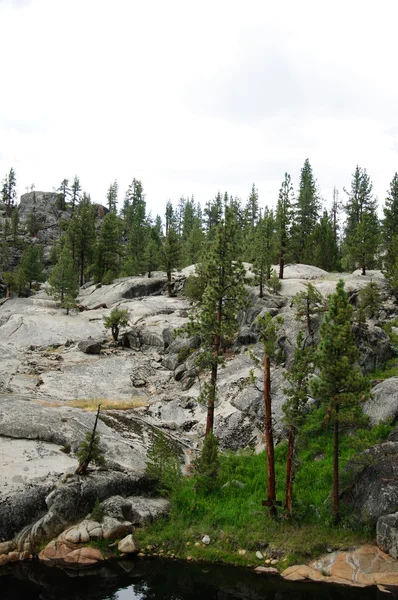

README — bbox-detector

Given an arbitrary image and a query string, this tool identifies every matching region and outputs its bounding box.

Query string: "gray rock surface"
[364,378,398,425]
[377,512,398,559]
[341,442,398,523]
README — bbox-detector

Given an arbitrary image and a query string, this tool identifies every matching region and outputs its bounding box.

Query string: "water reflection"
[0,559,386,600]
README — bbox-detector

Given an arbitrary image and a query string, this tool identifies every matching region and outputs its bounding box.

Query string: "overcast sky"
[1,0,398,216]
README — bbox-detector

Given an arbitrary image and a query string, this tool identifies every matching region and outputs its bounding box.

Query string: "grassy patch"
[135,420,393,566]
[65,398,147,411]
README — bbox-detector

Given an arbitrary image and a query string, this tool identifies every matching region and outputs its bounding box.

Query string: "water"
[0,559,389,600]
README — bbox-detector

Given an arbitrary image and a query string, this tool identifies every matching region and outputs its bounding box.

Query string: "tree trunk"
[362,263,366,276]
[167,271,173,297]
[279,252,284,280]
[285,424,295,517]
[206,301,222,436]
[333,404,340,524]
[76,404,101,475]
[259,276,263,298]
[264,353,276,517]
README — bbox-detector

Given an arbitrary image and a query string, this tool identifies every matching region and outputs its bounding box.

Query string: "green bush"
[91,498,104,522]
[146,432,183,495]
[103,307,129,342]
[265,270,282,294]
[102,269,116,285]
[194,432,220,494]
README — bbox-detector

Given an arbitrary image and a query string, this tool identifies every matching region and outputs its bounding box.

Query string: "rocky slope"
[1,262,398,561]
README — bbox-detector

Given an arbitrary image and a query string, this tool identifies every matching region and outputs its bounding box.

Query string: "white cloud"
[1,0,398,215]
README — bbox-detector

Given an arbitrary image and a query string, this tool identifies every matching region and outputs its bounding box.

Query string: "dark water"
[0,559,391,600]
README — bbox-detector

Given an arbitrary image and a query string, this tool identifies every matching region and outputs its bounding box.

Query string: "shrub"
[265,270,282,294]
[146,431,183,495]
[91,498,104,522]
[102,269,116,285]
[358,281,381,319]
[103,307,129,342]
[194,432,219,494]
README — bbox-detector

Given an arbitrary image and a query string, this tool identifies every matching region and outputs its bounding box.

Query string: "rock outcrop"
[341,441,398,523]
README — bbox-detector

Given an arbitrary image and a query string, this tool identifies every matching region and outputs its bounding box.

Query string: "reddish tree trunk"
[259,277,263,298]
[264,353,276,517]
[285,424,295,517]
[333,405,340,524]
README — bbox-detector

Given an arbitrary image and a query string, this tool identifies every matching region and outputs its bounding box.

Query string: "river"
[1,559,390,599]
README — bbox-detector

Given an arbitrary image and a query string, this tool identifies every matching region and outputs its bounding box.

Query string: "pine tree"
[3,219,11,240]
[187,204,247,435]
[48,247,79,314]
[204,192,223,239]
[106,180,118,213]
[11,207,19,243]
[70,175,82,211]
[291,159,321,263]
[382,173,398,274]
[57,179,70,210]
[253,208,275,297]
[292,282,326,341]
[275,173,293,279]
[1,168,17,217]
[311,280,370,523]
[20,244,44,289]
[343,166,379,274]
[330,187,343,247]
[160,226,180,296]
[282,331,313,517]
[144,228,161,278]
[94,212,122,282]
[255,313,283,517]
[312,211,340,271]
[123,179,147,274]
[67,194,96,285]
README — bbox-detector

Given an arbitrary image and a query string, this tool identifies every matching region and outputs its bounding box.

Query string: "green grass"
[135,418,393,567]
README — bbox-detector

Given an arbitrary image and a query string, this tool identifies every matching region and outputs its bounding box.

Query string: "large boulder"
[377,512,398,559]
[354,324,394,374]
[341,441,398,523]
[363,378,398,425]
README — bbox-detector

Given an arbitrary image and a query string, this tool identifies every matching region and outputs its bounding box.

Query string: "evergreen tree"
[106,180,118,213]
[204,192,223,239]
[312,211,340,271]
[3,219,11,239]
[292,282,326,341]
[70,175,82,211]
[11,207,19,243]
[187,204,247,435]
[48,247,79,314]
[1,168,17,217]
[291,159,320,263]
[57,179,70,210]
[275,173,293,279]
[194,432,219,493]
[123,179,147,274]
[343,166,379,274]
[183,221,205,266]
[330,187,343,247]
[144,228,161,277]
[311,280,370,523]
[253,208,275,297]
[94,211,122,282]
[20,244,44,289]
[282,331,313,517]
[0,241,10,273]
[103,307,129,342]
[67,194,96,285]
[160,226,180,296]
[382,173,398,274]
[255,313,283,517]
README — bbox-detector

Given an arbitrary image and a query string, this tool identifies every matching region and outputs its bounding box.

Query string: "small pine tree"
[75,405,105,475]
[194,431,219,494]
[48,247,79,314]
[103,307,129,342]
[11,208,19,243]
[292,282,326,340]
[20,244,44,289]
[358,281,382,319]
[265,269,282,294]
[282,332,313,517]
[311,280,371,523]
[145,432,182,495]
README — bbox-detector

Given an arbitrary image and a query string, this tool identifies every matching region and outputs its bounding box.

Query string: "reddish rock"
[64,547,103,566]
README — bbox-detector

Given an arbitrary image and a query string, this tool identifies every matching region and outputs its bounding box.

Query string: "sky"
[1,0,398,216]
